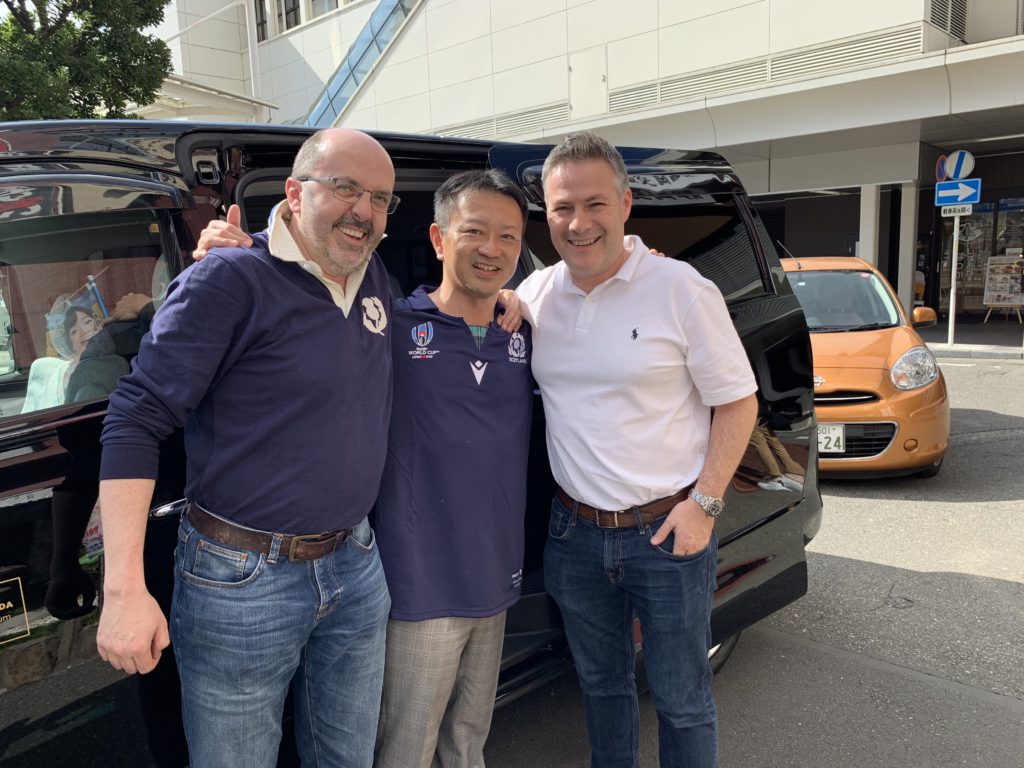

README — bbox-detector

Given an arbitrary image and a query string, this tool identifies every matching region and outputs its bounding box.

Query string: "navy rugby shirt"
[100,232,393,533]
[373,286,533,620]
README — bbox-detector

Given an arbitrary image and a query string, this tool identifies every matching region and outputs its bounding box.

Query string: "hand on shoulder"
[193,204,253,261]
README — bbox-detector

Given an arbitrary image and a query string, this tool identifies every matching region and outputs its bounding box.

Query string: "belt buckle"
[288,532,332,560]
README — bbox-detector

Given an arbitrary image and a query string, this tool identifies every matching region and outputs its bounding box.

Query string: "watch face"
[690,489,723,517]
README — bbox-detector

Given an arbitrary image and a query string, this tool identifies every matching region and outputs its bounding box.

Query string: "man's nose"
[568,208,589,232]
[350,189,375,219]
[478,234,501,256]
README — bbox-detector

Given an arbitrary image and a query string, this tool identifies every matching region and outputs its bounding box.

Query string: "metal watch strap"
[688,488,724,518]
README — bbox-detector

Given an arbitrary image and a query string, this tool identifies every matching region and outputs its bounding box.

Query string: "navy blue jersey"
[374,286,533,620]
[102,232,393,532]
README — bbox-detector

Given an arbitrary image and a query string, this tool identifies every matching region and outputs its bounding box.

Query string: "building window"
[254,0,268,42]
[310,0,338,19]
[276,0,301,32]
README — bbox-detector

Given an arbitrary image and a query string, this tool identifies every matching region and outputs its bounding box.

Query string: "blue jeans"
[170,514,390,768]
[544,495,718,768]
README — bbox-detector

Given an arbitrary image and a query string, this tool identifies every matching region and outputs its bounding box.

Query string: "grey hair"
[541,131,628,194]
[291,131,329,179]
[433,169,528,233]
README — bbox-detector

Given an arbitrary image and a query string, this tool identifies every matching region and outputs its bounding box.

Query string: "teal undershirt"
[467,324,488,349]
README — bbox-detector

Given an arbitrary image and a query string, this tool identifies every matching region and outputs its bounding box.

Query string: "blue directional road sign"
[935,178,981,206]
[944,149,975,180]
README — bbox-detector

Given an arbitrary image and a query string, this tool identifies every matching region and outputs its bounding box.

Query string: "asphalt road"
[484,358,1024,768]
[4,361,1021,768]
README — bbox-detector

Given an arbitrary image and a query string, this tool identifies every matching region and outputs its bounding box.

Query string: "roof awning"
[134,74,279,122]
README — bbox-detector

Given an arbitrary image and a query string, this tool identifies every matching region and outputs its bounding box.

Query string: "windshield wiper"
[848,322,897,331]
[807,326,849,333]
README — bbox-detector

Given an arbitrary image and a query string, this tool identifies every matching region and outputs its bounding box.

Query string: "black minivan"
[0,121,822,767]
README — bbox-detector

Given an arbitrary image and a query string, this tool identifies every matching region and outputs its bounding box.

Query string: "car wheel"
[709,632,740,675]
[916,456,944,478]
[635,631,741,692]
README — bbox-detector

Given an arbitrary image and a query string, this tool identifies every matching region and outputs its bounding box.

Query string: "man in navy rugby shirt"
[96,128,396,768]
[192,169,533,768]
[373,170,533,768]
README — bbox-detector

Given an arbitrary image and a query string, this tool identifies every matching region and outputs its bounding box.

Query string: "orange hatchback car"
[781,257,949,478]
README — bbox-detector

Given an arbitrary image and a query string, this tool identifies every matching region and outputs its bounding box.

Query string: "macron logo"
[470,360,488,385]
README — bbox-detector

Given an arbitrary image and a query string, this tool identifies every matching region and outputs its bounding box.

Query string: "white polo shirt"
[517,235,757,510]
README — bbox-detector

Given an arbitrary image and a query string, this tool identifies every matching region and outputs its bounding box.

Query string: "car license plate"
[818,423,846,454]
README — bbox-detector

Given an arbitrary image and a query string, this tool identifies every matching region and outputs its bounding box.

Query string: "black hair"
[433,169,528,232]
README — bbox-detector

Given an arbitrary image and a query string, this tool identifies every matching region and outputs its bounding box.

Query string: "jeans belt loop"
[631,505,644,533]
[267,533,283,564]
[570,497,579,527]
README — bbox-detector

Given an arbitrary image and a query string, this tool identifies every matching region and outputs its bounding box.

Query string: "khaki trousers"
[375,612,506,768]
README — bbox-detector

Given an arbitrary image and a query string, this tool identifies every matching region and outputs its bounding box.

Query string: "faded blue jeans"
[544,494,718,768]
[170,514,390,768]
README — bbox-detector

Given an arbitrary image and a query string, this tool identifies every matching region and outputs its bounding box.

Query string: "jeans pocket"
[651,532,713,563]
[180,536,265,588]
[547,497,574,541]
[347,518,375,553]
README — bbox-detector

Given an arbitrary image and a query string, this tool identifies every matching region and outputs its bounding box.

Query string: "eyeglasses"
[297,176,401,214]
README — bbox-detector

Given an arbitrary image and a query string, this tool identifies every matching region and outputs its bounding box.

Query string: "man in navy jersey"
[191,169,533,768]
[96,128,396,768]
[372,170,532,768]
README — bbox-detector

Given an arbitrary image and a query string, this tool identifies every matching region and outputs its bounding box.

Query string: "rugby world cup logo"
[412,322,434,348]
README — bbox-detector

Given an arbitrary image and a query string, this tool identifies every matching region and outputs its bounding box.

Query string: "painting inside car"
[0,121,822,767]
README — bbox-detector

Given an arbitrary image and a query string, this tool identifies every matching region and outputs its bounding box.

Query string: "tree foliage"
[0,0,173,120]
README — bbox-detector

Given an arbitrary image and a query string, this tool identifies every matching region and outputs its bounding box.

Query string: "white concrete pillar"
[897,182,918,315]
[858,184,880,266]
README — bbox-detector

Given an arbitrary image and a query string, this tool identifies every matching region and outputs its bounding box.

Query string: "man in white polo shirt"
[516,131,758,768]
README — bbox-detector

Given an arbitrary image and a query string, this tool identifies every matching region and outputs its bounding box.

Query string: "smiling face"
[286,129,395,280]
[66,309,99,356]
[430,189,524,303]
[543,158,633,293]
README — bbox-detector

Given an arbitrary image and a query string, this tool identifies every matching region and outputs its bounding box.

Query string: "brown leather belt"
[186,503,351,562]
[555,485,694,529]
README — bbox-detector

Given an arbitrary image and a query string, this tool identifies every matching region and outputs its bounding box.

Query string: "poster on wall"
[982,251,1024,307]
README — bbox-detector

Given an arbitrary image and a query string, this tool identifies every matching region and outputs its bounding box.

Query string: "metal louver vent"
[930,0,968,41]
[495,103,570,136]
[660,59,768,103]
[434,103,570,141]
[435,119,495,140]
[608,83,658,112]
[770,26,923,81]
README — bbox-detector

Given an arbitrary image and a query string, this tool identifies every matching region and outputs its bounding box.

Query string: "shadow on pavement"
[0,664,154,768]
[822,407,1024,503]
[719,550,1024,767]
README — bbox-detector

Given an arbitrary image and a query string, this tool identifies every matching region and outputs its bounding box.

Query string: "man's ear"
[621,186,633,222]
[284,177,303,217]
[429,222,444,261]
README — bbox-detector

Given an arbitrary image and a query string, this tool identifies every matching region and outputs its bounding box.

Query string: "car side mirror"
[912,306,937,328]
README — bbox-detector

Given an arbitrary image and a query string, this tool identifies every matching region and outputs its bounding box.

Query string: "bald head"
[285,128,396,283]
[292,128,393,181]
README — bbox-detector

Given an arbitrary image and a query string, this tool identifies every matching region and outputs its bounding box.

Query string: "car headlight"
[890,346,939,390]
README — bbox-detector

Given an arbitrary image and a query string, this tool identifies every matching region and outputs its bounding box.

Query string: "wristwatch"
[688,488,724,518]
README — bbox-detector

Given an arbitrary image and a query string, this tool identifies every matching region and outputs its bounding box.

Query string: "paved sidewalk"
[919,315,1024,359]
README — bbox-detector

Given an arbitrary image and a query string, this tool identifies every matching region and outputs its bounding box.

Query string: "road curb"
[928,344,1024,360]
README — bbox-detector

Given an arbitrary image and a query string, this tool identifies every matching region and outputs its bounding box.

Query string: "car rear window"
[524,198,769,303]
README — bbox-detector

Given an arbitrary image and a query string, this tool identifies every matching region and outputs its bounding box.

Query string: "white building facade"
[159,0,1024,324]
